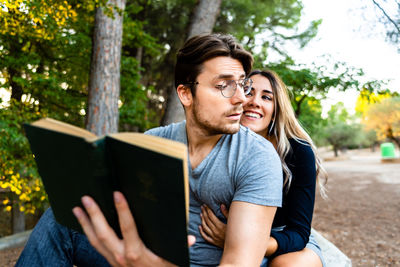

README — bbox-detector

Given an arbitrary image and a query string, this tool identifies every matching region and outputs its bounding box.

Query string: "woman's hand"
[73,191,195,267]
[199,204,229,248]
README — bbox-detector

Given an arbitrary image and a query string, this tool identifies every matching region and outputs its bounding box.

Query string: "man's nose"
[231,86,246,104]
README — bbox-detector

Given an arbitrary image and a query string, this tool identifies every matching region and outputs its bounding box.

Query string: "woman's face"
[240,74,275,138]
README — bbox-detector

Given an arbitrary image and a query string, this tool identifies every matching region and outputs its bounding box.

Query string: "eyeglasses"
[187,78,253,98]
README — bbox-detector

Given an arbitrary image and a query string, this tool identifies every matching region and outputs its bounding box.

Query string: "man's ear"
[176,84,193,107]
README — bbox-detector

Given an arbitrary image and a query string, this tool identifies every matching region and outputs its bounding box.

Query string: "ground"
[313,149,400,266]
[0,149,399,266]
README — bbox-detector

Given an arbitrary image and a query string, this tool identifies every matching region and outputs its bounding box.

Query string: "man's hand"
[73,191,195,267]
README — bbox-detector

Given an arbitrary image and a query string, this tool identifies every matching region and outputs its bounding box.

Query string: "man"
[17,34,282,266]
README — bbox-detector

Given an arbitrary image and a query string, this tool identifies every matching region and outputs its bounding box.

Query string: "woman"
[199,70,327,267]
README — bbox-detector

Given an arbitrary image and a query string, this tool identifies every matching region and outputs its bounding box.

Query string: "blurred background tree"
[363,97,400,148]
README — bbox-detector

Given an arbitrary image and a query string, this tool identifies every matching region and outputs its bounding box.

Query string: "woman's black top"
[269,138,317,258]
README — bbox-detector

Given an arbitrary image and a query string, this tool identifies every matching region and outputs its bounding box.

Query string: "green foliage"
[0,100,47,213]
[322,102,369,156]
[215,0,321,57]
[119,56,158,131]
[0,0,162,216]
[295,96,327,146]
[267,58,365,117]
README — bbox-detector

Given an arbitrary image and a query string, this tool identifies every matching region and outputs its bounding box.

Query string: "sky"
[287,0,400,116]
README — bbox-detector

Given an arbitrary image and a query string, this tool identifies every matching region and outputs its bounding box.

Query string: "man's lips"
[227,111,243,120]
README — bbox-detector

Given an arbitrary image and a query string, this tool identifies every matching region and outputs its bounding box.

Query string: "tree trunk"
[333,146,339,157]
[9,67,23,102]
[161,0,222,125]
[86,0,126,136]
[8,39,24,102]
[12,201,25,234]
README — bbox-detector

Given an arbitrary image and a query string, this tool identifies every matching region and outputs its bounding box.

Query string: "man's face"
[189,56,246,135]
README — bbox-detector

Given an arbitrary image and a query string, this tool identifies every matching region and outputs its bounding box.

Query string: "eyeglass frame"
[185,77,253,98]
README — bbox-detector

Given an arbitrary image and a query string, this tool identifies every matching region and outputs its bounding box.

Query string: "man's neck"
[185,121,223,170]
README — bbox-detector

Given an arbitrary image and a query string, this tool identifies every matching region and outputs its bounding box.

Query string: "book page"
[31,118,97,139]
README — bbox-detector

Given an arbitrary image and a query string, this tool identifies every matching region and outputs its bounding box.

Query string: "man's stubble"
[191,98,242,136]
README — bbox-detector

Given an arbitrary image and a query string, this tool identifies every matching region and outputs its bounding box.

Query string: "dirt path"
[1,149,399,266]
[313,150,400,266]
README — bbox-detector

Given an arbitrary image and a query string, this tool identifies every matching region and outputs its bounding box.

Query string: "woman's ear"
[177,84,193,107]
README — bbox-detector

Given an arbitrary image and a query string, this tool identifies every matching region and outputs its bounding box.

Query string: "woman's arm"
[269,140,317,258]
[199,140,317,258]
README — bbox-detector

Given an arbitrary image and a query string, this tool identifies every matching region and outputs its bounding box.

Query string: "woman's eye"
[262,95,272,100]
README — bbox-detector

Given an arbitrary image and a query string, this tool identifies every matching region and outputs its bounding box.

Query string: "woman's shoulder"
[286,138,315,163]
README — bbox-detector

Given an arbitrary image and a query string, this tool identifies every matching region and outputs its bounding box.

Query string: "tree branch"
[372,0,400,34]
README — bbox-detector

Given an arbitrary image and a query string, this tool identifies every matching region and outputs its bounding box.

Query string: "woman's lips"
[243,110,263,119]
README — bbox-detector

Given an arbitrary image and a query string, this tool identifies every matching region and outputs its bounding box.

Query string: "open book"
[24,118,190,266]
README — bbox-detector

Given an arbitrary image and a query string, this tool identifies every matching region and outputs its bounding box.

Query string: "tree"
[0,0,90,233]
[215,0,320,58]
[161,0,223,125]
[295,96,327,146]
[133,0,322,125]
[86,0,126,135]
[0,100,46,233]
[363,97,400,148]
[267,58,373,117]
[323,103,364,157]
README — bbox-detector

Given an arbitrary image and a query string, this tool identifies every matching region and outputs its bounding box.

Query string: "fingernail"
[72,207,82,218]
[114,191,122,203]
[81,196,92,208]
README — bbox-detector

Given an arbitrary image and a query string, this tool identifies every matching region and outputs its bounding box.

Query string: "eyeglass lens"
[222,79,252,98]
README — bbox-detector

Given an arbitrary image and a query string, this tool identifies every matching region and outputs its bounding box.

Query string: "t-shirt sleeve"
[144,127,163,137]
[232,140,283,207]
[269,141,316,258]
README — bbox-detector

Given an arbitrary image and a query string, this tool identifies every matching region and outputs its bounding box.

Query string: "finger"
[73,207,117,266]
[81,196,124,258]
[220,204,229,218]
[200,211,214,237]
[204,205,225,229]
[198,225,216,245]
[201,206,216,230]
[113,192,146,257]
[188,235,196,247]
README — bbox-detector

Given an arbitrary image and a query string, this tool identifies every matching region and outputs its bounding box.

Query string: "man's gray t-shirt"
[145,121,282,266]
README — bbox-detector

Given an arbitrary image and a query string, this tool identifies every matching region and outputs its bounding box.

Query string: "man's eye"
[215,84,227,89]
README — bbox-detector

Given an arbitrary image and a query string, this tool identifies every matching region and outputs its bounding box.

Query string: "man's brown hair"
[175,33,253,95]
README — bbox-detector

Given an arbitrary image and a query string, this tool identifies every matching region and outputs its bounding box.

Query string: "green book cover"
[24,118,190,267]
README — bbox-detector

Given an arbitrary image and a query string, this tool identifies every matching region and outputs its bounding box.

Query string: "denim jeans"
[17,208,272,267]
[16,208,110,267]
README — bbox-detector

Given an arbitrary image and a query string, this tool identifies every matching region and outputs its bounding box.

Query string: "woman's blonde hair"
[248,69,327,197]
